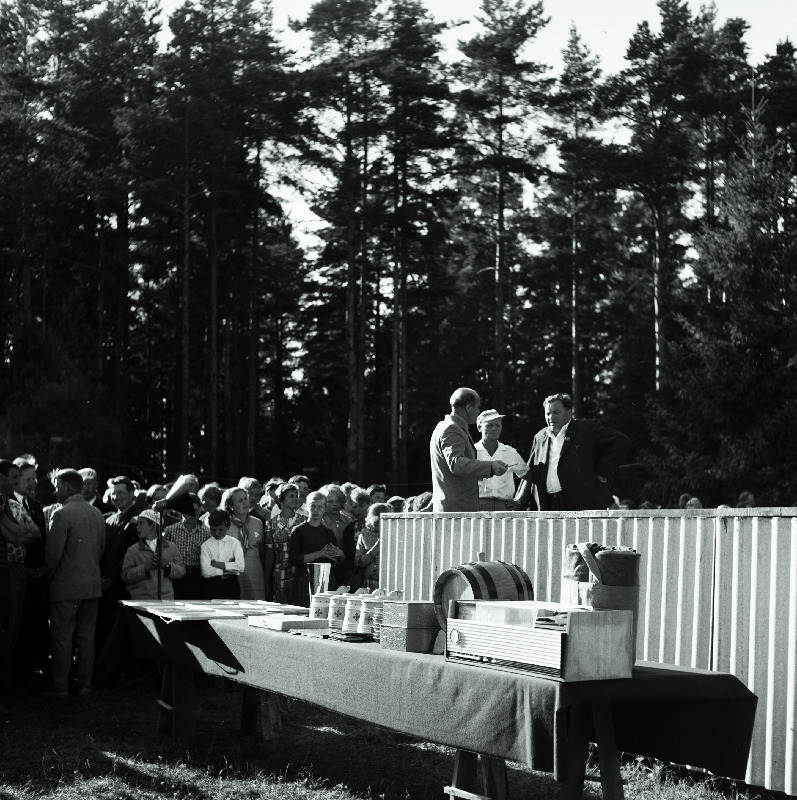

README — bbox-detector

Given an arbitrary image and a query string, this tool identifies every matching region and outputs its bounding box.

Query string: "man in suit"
[514,393,631,512]
[429,387,509,513]
[12,459,49,682]
[97,476,139,653]
[44,469,106,698]
[79,468,113,514]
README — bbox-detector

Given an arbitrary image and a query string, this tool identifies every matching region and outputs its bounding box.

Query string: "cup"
[309,594,331,620]
[357,597,382,635]
[328,594,348,630]
[343,596,363,634]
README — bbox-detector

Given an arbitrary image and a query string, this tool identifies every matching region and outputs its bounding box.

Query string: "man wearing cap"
[514,393,631,512]
[475,410,529,511]
[79,468,112,514]
[45,468,105,698]
[429,388,509,513]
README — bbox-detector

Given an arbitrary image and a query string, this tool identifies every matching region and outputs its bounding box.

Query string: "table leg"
[240,686,283,740]
[445,750,509,800]
[259,691,283,740]
[591,700,624,800]
[157,663,196,745]
[560,704,591,800]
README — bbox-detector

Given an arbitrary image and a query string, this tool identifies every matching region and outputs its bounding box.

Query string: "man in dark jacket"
[514,393,631,511]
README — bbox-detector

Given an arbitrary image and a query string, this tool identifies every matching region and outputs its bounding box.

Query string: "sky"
[158,0,797,74]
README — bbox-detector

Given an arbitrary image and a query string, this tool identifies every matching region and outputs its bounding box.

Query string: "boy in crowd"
[121,509,185,601]
[200,509,244,600]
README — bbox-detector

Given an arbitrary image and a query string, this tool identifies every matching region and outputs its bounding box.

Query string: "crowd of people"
[0,455,426,710]
[0,402,760,712]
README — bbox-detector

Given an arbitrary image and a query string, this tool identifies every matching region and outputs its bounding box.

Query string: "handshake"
[491,460,510,476]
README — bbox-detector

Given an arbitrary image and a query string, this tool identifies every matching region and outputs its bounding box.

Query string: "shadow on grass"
[0,674,565,800]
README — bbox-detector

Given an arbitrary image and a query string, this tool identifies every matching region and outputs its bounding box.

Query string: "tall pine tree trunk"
[180,165,191,469]
[208,195,219,477]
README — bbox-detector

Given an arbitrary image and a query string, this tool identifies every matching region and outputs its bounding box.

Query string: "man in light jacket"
[45,469,106,698]
[429,388,508,513]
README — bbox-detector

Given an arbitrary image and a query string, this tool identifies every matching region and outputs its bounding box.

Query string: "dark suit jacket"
[515,418,631,511]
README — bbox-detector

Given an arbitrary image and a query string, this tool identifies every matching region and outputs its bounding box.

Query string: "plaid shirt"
[164,520,210,568]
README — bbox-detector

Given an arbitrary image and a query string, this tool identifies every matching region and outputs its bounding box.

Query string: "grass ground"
[0,668,779,800]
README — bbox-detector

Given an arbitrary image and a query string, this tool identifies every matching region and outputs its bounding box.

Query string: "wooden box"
[382,600,438,628]
[445,600,633,681]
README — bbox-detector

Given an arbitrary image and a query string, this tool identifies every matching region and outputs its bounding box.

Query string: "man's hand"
[324,543,345,562]
[492,460,509,476]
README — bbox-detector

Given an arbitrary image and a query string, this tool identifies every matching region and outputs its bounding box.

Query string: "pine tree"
[453,0,551,411]
[647,107,797,505]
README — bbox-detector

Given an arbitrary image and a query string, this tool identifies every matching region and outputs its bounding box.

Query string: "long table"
[123,604,757,800]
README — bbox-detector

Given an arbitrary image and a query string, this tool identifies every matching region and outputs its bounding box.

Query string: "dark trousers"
[203,575,240,600]
[174,569,204,601]
[546,491,566,511]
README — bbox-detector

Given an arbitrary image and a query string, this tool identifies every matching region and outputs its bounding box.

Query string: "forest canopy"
[1,0,795,507]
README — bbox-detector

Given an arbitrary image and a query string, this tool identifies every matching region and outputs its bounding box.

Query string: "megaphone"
[164,474,196,501]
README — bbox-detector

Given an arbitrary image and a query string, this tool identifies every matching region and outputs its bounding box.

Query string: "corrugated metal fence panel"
[712,514,797,794]
[381,510,797,795]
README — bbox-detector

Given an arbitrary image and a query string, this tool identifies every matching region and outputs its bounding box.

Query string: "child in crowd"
[121,509,185,601]
[354,502,390,591]
[200,508,245,600]
[288,491,344,606]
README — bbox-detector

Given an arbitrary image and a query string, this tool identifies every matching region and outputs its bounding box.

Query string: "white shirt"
[476,441,529,499]
[545,421,571,494]
[200,535,245,578]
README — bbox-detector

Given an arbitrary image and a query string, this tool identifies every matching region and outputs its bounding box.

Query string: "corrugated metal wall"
[380,509,797,795]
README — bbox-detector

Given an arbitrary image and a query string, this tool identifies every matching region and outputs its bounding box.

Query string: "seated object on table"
[380,600,441,653]
[445,599,634,681]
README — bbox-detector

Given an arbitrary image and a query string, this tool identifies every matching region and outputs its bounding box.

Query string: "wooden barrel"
[433,560,534,629]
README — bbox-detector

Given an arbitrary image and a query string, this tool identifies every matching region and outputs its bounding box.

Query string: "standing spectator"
[200,509,244,600]
[121,509,185,601]
[239,477,268,524]
[263,483,306,602]
[354,503,390,591]
[197,483,223,522]
[0,461,40,710]
[686,497,703,509]
[386,496,406,513]
[164,494,209,600]
[12,460,48,683]
[79,468,112,514]
[367,484,387,504]
[288,475,311,516]
[289,492,344,606]
[737,490,756,508]
[336,488,371,590]
[44,469,105,699]
[320,485,354,549]
[223,487,265,600]
[98,476,139,651]
[263,477,286,519]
